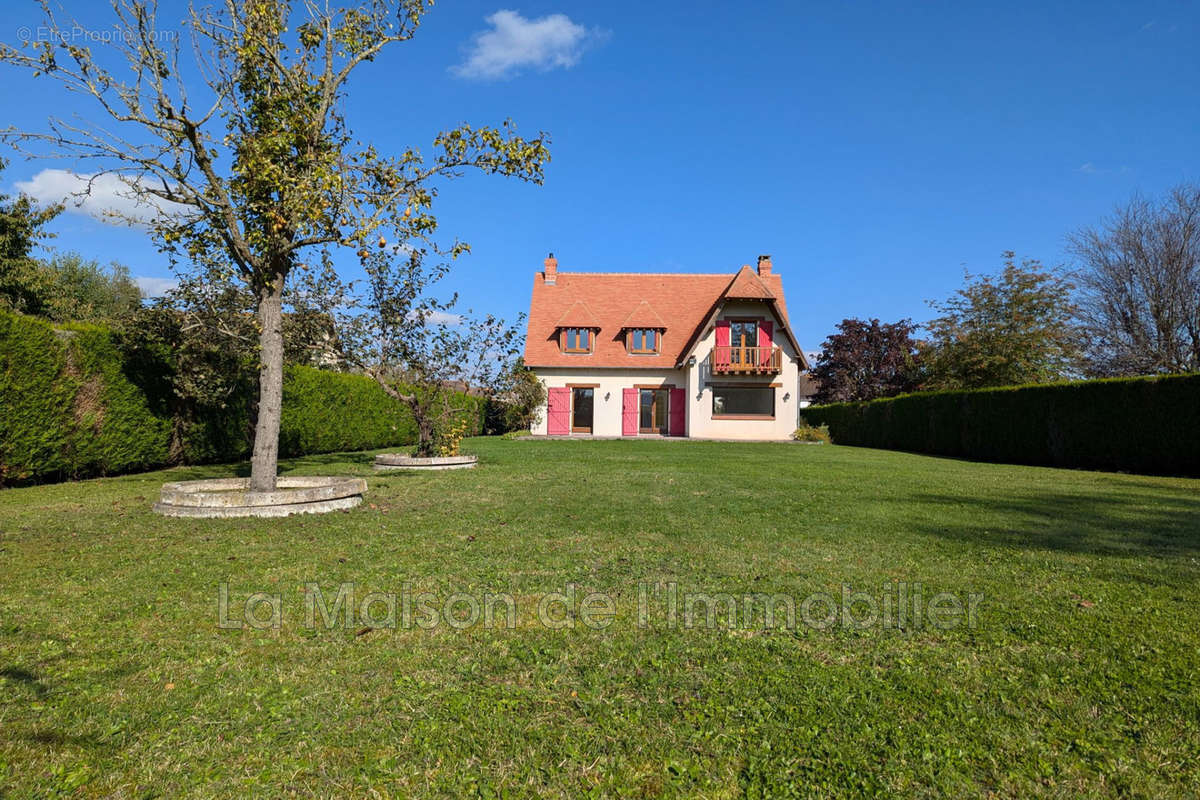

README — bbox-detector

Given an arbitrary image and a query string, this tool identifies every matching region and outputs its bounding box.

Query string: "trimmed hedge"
[0,313,77,483]
[801,374,1200,476]
[279,366,485,457]
[0,311,484,485]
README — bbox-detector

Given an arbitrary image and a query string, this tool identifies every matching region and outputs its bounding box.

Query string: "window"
[712,386,774,418]
[561,327,593,353]
[729,320,759,348]
[628,328,661,354]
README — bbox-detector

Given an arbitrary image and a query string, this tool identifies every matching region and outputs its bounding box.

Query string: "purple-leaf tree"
[811,317,921,403]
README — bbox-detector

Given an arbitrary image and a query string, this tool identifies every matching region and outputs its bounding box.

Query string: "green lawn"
[1,439,1199,798]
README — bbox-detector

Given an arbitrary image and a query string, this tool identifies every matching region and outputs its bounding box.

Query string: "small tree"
[491,358,546,433]
[1068,183,1200,376]
[33,253,143,322]
[0,157,62,315]
[811,317,920,403]
[1,1,548,490]
[335,251,523,457]
[922,252,1082,390]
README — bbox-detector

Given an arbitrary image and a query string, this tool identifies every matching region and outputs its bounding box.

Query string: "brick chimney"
[543,252,557,284]
[757,254,773,276]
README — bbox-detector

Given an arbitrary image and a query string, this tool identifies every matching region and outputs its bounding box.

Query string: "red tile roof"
[620,300,667,329]
[724,265,777,299]
[524,265,798,369]
[554,300,600,328]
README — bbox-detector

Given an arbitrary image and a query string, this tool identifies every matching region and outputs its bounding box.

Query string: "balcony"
[709,346,782,374]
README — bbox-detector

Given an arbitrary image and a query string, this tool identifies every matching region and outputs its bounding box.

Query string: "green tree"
[922,252,1082,390]
[0,157,62,315]
[35,253,143,322]
[490,358,547,434]
[1,1,549,491]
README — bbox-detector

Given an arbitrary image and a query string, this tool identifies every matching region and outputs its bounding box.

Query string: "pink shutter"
[758,321,773,369]
[758,320,773,348]
[714,319,731,369]
[622,389,638,436]
[668,388,685,436]
[547,388,570,435]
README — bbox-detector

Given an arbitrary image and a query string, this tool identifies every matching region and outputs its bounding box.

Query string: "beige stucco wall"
[530,299,802,441]
[529,367,687,437]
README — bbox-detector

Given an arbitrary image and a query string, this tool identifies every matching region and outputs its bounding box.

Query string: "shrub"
[792,420,831,444]
[802,374,1200,475]
[432,415,472,457]
[486,360,546,434]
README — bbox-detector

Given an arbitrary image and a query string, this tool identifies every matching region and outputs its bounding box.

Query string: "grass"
[1,438,1199,798]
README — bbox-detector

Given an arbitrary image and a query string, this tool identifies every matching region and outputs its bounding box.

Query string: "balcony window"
[628,328,660,354]
[729,320,758,348]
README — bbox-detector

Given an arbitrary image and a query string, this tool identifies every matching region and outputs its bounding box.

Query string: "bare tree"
[1068,184,1200,376]
[332,250,523,457]
[0,1,549,490]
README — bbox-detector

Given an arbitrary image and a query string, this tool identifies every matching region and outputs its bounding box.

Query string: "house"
[523,253,809,440]
[797,373,821,409]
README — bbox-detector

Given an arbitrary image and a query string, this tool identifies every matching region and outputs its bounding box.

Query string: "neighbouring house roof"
[524,262,805,369]
[797,373,821,399]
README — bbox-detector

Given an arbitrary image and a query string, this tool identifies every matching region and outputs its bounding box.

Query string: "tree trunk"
[412,397,435,457]
[416,417,435,457]
[249,273,285,492]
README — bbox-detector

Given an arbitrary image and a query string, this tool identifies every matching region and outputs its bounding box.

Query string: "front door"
[571,387,594,433]
[639,389,669,434]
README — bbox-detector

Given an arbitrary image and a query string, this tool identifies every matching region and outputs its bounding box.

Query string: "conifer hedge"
[801,374,1200,476]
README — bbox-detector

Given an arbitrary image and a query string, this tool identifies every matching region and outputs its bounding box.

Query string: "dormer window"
[627,328,661,354]
[561,327,594,354]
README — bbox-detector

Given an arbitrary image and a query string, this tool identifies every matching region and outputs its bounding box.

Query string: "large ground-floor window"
[712,385,774,419]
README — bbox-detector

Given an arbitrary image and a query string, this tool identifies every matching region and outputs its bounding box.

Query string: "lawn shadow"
[907,487,1200,560]
[281,450,377,471]
[152,450,379,482]
[0,666,49,698]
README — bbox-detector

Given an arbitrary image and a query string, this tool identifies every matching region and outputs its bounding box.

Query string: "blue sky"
[1,1,1197,350]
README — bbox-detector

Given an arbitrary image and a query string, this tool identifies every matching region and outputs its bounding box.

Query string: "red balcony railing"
[710,346,782,374]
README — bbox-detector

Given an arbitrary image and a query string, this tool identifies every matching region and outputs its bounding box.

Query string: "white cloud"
[451,10,605,80]
[1077,162,1132,176]
[134,276,178,298]
[407,309,463,326]
[14,169,190,226]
